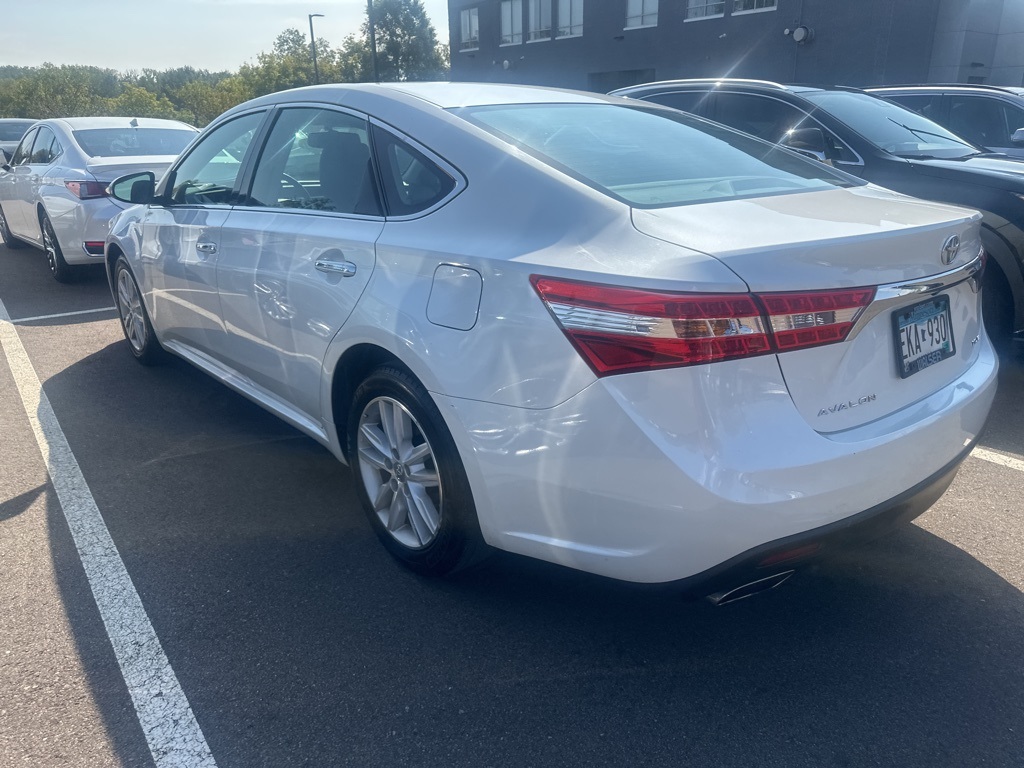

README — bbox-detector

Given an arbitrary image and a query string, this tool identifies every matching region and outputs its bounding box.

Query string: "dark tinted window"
[247,108,381,216]
[0,120,34,142]
[73,127,196,157]
[884,93,943,122]
[639,90,709,116]
[947,95,1024,148]
[372,125,456,216]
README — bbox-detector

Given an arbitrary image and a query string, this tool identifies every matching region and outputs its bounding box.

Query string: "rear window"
[456,103,858,207]
[0,121,34,141]
[72,127,196,157]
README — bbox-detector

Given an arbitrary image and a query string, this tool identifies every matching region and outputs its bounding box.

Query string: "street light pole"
[367,0,379,82]
[308,13,324,85]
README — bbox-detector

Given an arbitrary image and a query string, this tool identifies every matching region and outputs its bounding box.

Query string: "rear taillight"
[532,276,876,377]
[65,180,109,199]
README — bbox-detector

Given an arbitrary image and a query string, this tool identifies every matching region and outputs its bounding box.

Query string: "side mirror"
[1011,128,1024,146]
[781,126,830,163]
[109,171,156,205]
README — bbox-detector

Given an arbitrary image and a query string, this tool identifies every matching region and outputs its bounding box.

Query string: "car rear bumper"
[437,337,998,584]
[48,197,127,265]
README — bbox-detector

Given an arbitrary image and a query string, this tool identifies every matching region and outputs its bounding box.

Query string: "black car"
[611,79,1024,347]
[0,118,35,163]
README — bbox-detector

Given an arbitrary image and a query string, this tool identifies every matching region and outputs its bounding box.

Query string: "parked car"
[611,79,1024,347]
[0,118,36,162]
[0,117,198,281]
[867,84,1024,159]
[105,83,996,600]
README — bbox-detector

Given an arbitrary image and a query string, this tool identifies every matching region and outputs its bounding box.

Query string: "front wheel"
[348,365,487,576]
[41,212,74,282]
[114,256,164,365]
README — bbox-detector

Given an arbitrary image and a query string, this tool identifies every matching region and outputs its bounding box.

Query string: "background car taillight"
[532,276,876,376]
[65,180,109,200]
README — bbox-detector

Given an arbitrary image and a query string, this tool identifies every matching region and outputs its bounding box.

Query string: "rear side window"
[884,93,943,123]
[246,107,381,216]
[371,125,456,216]
[29,126,61,164]
[637,90,709,117]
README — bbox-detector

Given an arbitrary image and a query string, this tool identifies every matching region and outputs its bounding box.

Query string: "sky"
[1,0,451,74]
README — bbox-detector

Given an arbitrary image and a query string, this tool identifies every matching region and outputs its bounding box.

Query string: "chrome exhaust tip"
[706,570,795,606]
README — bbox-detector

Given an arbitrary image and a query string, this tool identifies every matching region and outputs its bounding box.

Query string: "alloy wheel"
[116,268,147,353]
[356,396,442,549]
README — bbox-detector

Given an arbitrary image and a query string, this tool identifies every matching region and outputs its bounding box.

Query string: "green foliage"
[0,5,449,123]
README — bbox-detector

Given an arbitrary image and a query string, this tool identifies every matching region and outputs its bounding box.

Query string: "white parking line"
[972,446,1024,474]
[0,297,217,768]
[11,306,116,324]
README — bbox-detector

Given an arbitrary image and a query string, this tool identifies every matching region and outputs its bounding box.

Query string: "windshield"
[72,127,197,158]
[800,91,978,159]
[456,103,859,208]
[0,121,34,141]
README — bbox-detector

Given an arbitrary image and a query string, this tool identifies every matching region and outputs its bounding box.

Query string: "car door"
[214,106,384,423]
[139,110,267,356]
[1,127,39,237]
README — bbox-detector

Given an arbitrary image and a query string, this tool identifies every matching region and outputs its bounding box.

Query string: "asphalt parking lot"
[1,246,1022,768]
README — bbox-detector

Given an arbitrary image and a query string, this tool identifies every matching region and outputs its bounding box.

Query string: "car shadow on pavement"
[40,341,1024,768]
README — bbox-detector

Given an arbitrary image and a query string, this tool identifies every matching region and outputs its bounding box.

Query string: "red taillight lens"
[530,276,772,375]
[760,288,874,350]
[65,180,109,199]
[532,276,878,376]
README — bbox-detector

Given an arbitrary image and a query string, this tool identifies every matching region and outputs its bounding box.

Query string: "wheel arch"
[979,221,1024,333]
[328,343,409,462]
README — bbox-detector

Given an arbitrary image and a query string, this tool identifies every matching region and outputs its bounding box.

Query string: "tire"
[982,261,1014,353]
[348,365,487,576]
[41,212,74,282]
[0,204,24,249]
[114,256,164,365]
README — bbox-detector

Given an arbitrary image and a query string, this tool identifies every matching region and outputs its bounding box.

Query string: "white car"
[104,83,996,601]
[0,116,197,281]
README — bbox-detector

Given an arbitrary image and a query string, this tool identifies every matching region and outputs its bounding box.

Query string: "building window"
[733,0,777,13]
[626,0,658,29]
[686,0,724,20]
[460,7,479,50]
[557,0,583,38]
[528,0,552,41]
[501,0,523,45]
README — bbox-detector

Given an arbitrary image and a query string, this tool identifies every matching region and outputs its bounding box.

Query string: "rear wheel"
[41,212,74,282]
[348,365,487,576]
[0,204,24,249]
[114,256,164,365]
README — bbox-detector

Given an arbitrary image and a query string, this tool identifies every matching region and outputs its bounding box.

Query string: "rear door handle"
[315,258,357,277]
[196,241,218,255]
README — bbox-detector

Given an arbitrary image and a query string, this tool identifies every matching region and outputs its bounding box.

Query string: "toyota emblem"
[940,234,961,266]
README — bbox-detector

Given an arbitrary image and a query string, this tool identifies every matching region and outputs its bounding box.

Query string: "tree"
[104,83,185,120]
[364,0,447,81]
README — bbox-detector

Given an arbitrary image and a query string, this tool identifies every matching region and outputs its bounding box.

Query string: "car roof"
[866,84,1024,97]
[44,116,197,131]
[612,79,829,96]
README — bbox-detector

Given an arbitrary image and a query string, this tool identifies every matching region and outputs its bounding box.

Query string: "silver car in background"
[0,118,35,162]
[0,117,197,281]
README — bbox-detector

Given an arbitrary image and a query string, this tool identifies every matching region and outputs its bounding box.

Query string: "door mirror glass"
[109,171,156,204]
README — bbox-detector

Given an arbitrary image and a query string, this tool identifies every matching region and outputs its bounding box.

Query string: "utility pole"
[308,13,324,84]
[367,0,379,82]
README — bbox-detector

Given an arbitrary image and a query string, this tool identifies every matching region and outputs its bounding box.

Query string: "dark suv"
[867,84,1024,159]
[611,79,1024,347]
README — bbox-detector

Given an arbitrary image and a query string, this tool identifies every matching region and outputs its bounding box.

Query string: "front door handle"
[196,241,218,255]
[315,258,357,277]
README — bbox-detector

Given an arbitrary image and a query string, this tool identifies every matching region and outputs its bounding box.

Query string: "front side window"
[460,7,479,50]
[458,103,858,208]
[528,0,552,41]
[247,108,381,216]
[169,111,265,205]
[947,95,1024,148]
[557,0,583,37]
[501,0,523,44]
[626,0,658,28]
[687,0,725,19]
[10,128,38,166]
[73,127,196,157]
[733,0,776,11]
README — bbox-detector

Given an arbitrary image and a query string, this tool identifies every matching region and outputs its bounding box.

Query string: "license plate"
[893,295,955,378]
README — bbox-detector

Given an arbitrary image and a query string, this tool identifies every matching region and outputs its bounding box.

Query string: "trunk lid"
[85,155,176,182]
[632,185,986,433]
